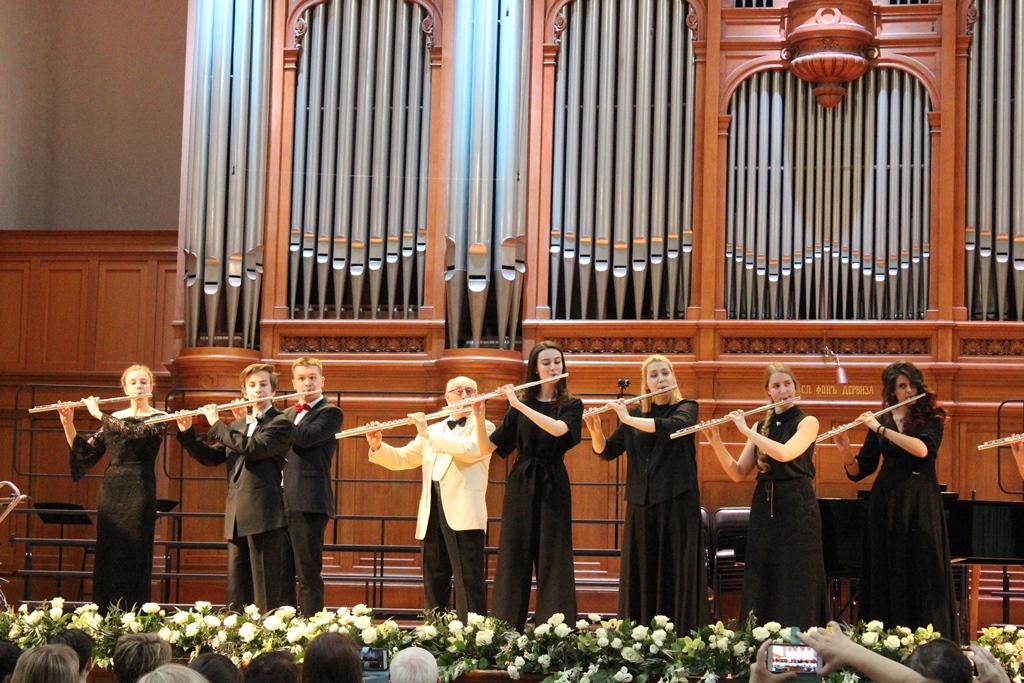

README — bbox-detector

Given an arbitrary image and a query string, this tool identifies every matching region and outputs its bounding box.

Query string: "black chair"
[712,506,750,620]
[701,506,714,611]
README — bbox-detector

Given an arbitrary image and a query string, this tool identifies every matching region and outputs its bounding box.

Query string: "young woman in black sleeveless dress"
[703,361,828,628]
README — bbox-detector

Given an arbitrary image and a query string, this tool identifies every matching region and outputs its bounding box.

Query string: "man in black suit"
[279,356,343,616]
[175,363,291,612]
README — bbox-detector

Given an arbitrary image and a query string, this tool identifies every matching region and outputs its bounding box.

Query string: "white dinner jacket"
[369,416,495,539]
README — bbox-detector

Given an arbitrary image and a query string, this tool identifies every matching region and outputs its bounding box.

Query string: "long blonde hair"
[756,362,799,472]
[639,354,683,412]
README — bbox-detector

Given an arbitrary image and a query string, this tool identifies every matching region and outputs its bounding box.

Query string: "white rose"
[555,623,571,638]
[476,630,494,646]
[650,644,659,654]
[1005,625,1018,634]
[204,615,221,628]
[632,625,650,640]
[26,611,42,625]
[276,606,297,619]
[448,620,464,633]
[654,615,669,627]
[142,603,161,614]
[866,621,884,632]
[548,613,565,626]
[752,627,770,641]
[362,627,378,644]
[468,613,485,625]
[194,601,212,611]
[223,614,238,628]
[185,623,199,637]
[588,613,602,622]
[621,647,643,663]
[239,622,258,642]
[131,622,143,632]
[287,626,306,643]
[168,631,181,643]
[122,613,136,625]
[716,637,730,651]
[765,622,782,633]
[173,611,190,625]
[861,632,878,646]
[884,635,901,650]
[666,622,674,633]
[245,604,261,616]
[49,608,63,620]
[353,616,372,631]
[614,667,634,682]
[611,638,623,649]
[534,623,551,637]
[652,629,667,643]
[598,637,610,647]
[51,598,65,610]
[241,652,253,665]
[733,643,748,656]
[263,615,283,631]
[353,604,372,616]
[778,628,791,642]
[515,657,526,667]
[158,627,172,641]
[507,665,521,680]
[538,654,551,668]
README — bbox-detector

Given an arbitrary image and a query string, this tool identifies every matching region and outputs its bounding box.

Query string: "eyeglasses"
[446,387,476,396]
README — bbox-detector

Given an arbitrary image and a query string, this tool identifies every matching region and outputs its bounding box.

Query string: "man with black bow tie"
[366,376,494,618]
[279,357,343,616]
[175,363,291,612]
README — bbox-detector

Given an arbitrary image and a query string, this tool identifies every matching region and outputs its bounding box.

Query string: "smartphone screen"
[360,647,389,670]
[768,644,819,674]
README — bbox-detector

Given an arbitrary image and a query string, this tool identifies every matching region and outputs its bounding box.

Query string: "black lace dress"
[69,414,163,612]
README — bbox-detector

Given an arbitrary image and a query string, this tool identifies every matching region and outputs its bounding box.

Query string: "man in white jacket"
[366,376,495,618]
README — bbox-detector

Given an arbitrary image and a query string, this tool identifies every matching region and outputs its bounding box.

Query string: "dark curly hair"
[880,361,945,436]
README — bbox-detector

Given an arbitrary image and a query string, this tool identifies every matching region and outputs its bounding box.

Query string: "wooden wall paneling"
[156,263,180,370]
[95,262,155,371]
[0,265,29,369]
[36,261,92,371]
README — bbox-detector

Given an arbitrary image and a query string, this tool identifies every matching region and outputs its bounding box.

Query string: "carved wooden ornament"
[784,0,878,108]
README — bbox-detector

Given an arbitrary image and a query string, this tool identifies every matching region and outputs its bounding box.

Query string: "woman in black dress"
[58,364,165,612]
[835,361,957,638]
[475,341,583,627]
[703,361,828,628]
[584,354,707,631]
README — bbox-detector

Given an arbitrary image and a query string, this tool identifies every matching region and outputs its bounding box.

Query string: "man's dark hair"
[50,628,94,673]
[189,653,243,683]
[301,632,362,683]
[0,643,23,679]
[905,638,973,683]
[243,650,298,683]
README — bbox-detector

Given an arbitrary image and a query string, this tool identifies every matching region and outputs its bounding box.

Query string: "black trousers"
[227,527,285,613]
[421,482,487,619]
[280,510,329,617]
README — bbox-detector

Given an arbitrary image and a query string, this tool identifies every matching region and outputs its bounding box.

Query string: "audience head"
[905,638,973,683]
[10,644,78,683]
[0,643,23,683]
[113,633,172,683]
[389,647,438,683]
[138,663,209,683]
[301,633,362,683]
[189,653,242,683]
[244,650,298,683]
[50,628,94,679]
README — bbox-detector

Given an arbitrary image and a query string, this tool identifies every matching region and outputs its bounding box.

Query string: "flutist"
[833,361,957,639]
[583,354,706,633]
[175,363,292,612]
[702,362,828,629]
[366,376,495,619]
[57,364,166,614]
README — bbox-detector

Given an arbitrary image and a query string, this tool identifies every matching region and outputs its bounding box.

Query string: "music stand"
[34,502,91,598]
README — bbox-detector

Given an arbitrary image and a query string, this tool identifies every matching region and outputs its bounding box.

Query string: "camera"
[767,644,820,675]
[360,647,389,671]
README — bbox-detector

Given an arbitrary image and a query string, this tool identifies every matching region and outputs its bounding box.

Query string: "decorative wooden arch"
[284,0,442,53]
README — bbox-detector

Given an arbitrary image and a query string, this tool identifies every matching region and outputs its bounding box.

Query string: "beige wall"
[0,0,187,230]
[0,1,57,230]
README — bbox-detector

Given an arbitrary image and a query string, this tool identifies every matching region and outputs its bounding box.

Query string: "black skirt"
[740,477,829,629]
[619,487,708,631]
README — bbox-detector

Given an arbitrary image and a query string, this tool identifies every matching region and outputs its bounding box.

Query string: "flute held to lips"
[582,385,678,417]
[669,396,801,439]
[143,390,322,424]
[29,395,153,414]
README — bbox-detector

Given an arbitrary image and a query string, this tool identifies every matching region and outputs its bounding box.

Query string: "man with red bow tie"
[280,357,343,616]
[366,376,494,619]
